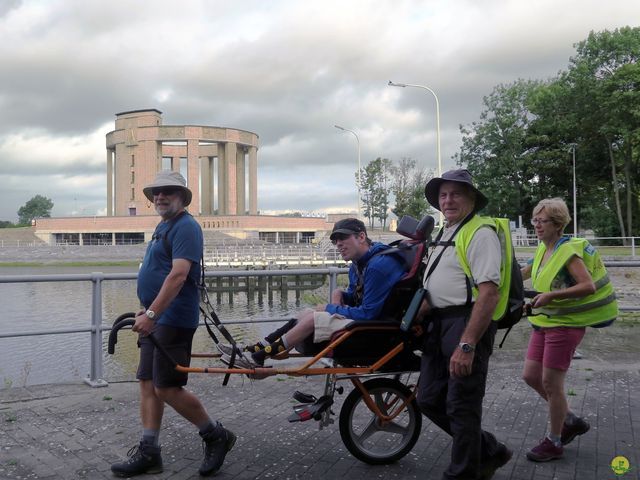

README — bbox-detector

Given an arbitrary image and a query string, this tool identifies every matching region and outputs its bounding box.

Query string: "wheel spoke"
[380,420,410,436]
[352,412,381,444]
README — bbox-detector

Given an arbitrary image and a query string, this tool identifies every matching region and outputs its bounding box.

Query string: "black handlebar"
[107,317,177,368]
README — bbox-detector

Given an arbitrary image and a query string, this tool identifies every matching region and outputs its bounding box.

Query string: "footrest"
[287,395,333,422]
[292,390,317,404]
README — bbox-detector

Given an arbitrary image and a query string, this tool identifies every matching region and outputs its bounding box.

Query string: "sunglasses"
[331,232,359,245]
[151,187,181,196]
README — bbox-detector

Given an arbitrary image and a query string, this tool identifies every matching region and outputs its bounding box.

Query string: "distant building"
[34,110,336,245]
[106,109,258,216]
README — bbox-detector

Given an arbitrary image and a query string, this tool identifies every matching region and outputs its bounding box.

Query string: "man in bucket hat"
[416,169,512,479]
[111,170,235,477]
[217,218,407,373]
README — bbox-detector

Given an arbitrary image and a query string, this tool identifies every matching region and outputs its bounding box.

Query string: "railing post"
[328,268,338,303]
[84,272,108,387]
[632,237,636,258]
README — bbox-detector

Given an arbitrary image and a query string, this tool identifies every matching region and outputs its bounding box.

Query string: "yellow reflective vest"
[454,215,512,322]
[529,238,618,327]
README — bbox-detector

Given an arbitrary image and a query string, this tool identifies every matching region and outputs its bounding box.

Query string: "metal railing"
[0,268,349,387]
[1,263,639,388]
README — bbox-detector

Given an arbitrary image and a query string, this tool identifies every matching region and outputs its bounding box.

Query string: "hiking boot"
[111,442,162,477]
[479,443,513,479]
[561,416,590,445]
[526,437,563,462]
[199,427,237,476]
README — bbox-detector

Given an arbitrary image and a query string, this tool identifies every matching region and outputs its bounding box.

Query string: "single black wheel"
[339,377,422,465]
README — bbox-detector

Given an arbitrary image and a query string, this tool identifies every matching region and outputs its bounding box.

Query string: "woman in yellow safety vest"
[521,198,617,463]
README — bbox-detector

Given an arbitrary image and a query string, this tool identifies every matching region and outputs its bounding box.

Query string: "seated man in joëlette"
[218,218,407,374]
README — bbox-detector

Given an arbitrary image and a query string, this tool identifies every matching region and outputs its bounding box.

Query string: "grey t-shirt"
[423,221,501,308]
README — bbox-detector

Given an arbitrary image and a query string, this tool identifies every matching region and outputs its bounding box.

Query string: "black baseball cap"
[329,218,367,240]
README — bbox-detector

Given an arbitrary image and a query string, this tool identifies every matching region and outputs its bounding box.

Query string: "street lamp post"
[569,144,577,237]
[388,80,442,225]
[334,125,361,217]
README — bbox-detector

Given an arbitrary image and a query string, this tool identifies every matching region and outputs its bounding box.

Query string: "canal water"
[1,266,638,389]
[0,266,326,388]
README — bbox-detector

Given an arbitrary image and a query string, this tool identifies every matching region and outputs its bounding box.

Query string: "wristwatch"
[145,309,156,320]
[458,342,475,353]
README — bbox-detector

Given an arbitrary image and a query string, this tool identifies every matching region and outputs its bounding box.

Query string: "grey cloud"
[0,0,637,222]
[0,0,21,17]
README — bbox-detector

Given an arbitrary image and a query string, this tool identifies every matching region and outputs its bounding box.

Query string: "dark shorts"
[136,324,196,388]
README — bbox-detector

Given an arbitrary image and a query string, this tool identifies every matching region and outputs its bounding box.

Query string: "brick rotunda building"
[34,109,332,245]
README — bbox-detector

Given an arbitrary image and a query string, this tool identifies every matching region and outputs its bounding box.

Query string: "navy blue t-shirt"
[137,212,203,329]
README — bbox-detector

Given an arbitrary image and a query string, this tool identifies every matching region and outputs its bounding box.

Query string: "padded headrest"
[396,215,435,241]
[416,215,435,239]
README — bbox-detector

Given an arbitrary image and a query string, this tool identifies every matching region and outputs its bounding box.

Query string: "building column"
[107,149,114,216]
[201,156,212,215]
[236,147,246,215]
[217,149,227,214]
[224,143,238,215]
[248,146,258,215]
[218,143,238,215]
[187,139,200,214]
[172,156,180,172]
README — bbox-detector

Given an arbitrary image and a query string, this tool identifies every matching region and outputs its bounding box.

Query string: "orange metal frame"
[176,325,419,422]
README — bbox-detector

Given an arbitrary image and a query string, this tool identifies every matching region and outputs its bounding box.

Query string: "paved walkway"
[1,353,638,480]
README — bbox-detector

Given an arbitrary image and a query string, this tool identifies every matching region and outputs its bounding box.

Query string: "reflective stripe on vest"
[454,215,509,321]
[529,238,618,327]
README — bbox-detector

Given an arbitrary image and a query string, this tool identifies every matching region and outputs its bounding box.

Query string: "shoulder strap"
[424,213,473,281]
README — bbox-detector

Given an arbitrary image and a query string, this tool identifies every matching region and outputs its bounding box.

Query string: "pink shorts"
[526,326,586,371]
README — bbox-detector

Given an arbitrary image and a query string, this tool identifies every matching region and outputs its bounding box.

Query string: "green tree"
[17,195,54,225]
[0,220,16,228]
[357,157,392,229]
[569,27,640,238]
[390,158,432,220]
[456,79,541,221]
[457,27,640,237]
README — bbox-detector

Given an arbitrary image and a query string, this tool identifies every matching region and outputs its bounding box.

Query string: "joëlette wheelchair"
[109,214,435,465]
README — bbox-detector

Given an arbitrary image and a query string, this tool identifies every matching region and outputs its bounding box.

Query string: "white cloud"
[0,0,638,221]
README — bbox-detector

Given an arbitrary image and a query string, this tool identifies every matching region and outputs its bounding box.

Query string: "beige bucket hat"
[143,170,192,206]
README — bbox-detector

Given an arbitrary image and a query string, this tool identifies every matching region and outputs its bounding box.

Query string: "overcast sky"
[0,0,637,221]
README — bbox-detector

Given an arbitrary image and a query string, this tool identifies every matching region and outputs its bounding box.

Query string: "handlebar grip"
[524,289,540,298]
[108,317,135,354]
[107,316,178,368]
